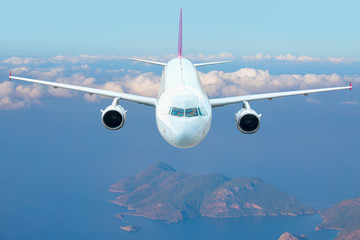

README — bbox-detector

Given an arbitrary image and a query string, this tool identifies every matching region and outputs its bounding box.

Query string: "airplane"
[8,9,352,149]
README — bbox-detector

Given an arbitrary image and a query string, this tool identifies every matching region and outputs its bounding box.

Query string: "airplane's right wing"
[9,74,157,106]
[210,84,352,107]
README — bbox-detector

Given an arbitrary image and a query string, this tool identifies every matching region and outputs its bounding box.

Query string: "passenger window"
[171,107,184,117]
[185,108,199,117]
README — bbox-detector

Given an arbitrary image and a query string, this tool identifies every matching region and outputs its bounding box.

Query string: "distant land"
[109,162,315,222]
[120,225,140,232]
[278,232,307,240]
[317,198,360,240]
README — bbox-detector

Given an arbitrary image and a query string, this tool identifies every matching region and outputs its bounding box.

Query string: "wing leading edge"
[210,84,352,107]
[9,75,157,107]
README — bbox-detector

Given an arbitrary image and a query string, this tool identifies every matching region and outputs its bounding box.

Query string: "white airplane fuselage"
[155,58,212,148]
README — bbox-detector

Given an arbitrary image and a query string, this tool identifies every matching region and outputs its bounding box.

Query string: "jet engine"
[101,98,127,130]
[235,101,261,134]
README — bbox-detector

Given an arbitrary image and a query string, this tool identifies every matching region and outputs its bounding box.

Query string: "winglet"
[350,82,352,91]
[178,8,182,58]
[9,71,12,81]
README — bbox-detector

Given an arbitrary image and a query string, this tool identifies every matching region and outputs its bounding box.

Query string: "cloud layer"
[242,53,359,63]
[0,54,358,110]
[198,68,353,97]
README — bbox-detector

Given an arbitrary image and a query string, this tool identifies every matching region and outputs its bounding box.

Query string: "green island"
[317,198,360,240]
[109,162,315,222]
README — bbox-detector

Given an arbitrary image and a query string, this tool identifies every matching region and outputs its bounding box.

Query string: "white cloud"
[243,53,321,62]
[242,53,271,61]
[15,85,43,99]
[71,64,90,71]
[47,73,96,98]
[47,87,72,98]
[0,82,14,98]
[29,67,64,80]
[51,55,123,64]
[9,66,64,81]
[102,81,124,93]
[343,75,360,84]
[187,52,235,61]
[274,54,320,62]
[9,66,30,74]
[124,72,160,97]
[105,69,125,74]
[326,57,347,63]
[3,53,359,67]
[0,82,42,110]
[83,81,125,102]
[0,97,27,110]
[242,53,359,63]
[326,57,359,64]
[341,99,358,105]
[2,55,124,66]
[199,68,346,97]
[84,94,99,103]
[306,97,322,104]
[1,53,357,110]
[2,57,41,65]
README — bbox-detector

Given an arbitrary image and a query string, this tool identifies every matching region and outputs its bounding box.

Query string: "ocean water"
[0,182,338,240]
[0,156,343,240]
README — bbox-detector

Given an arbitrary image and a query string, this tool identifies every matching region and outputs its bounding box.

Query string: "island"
[120,225,140,232]
[109,162,315,222]
[278,232,307,240]
[317,198,360,240]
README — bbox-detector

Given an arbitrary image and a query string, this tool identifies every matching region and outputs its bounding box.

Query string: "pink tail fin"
[178,8,182,58]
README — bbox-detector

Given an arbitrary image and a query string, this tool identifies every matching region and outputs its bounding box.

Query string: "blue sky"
[1,0,360,57]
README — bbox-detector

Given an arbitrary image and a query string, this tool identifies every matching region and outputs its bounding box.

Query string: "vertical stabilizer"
[178,8,182,58]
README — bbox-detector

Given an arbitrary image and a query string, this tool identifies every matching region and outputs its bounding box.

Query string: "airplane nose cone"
[163,117,211,149]
[171,128,199,148]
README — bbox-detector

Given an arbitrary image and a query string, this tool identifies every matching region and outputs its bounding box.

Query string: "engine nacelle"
[101,104,127,130]
[235,102,261,134]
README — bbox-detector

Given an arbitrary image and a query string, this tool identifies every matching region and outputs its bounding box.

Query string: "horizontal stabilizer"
[194,61,231,67]
[128,58,166,66]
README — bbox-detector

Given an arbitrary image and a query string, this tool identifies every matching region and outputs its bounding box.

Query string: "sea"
[0,186,338,240]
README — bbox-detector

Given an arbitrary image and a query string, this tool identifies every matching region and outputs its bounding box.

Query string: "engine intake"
[235,101,261,134]
[101,99,127,130]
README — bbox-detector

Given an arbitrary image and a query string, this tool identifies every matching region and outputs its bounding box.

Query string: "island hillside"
[109,162,315,222]
[317,198,360,240]
[278,232,307,240]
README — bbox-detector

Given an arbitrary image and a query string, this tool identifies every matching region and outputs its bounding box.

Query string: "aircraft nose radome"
[169,120,210,149]
[172,130,198,148]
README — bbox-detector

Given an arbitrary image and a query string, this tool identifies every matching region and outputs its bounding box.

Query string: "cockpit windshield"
[167,107,207,117]
[171,107,184,117]
[185,108,198,117]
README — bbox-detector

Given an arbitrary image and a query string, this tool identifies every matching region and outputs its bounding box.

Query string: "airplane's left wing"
[9,74,157,106]
[210,84,352,107]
